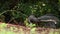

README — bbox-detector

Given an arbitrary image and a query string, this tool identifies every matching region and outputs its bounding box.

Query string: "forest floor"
[0,22,60,34]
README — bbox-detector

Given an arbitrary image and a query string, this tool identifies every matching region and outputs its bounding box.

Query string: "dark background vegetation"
[0,0,60,28]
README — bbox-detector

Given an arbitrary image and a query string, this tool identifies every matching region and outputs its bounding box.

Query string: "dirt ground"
[0,22,60,34]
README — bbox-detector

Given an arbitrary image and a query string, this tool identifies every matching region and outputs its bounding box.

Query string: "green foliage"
[0,23,7,28]
[24,18,36,28]
[0,0,60,28]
